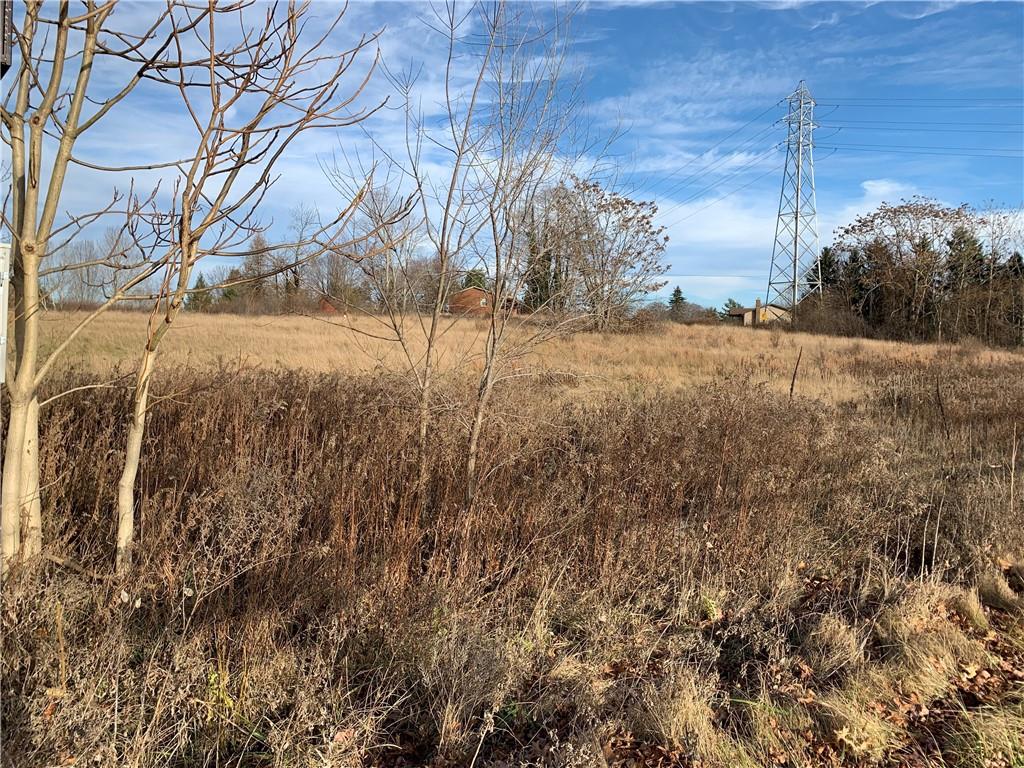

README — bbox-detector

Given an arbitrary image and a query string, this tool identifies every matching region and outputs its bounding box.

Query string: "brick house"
[446,286,524,317]
[446,286,491,317]
[318,295,340,314]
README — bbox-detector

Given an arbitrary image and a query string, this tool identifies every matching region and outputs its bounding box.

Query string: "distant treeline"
[47,197,1024,347]
[797,198,1024,347]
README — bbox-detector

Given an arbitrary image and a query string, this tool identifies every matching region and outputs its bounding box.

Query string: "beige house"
[728,299,791,326]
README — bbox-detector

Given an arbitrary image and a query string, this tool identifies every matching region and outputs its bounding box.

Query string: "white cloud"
[885,1,964,21]
[650,176,933,307]
[821,178,919,240]
[660,192,777,250]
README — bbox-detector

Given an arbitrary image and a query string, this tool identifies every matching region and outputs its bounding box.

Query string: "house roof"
[729,303,790,315]
[450,286,488,297]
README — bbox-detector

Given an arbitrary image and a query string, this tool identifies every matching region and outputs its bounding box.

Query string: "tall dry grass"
[3,317,1023,767]
[40,310,1023,403]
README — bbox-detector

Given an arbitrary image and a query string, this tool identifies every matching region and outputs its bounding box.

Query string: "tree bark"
[1,397,29,573]
[116,349,156,573]
[22,397,42,557]
[465,360,495,509]
[415,362,434,522]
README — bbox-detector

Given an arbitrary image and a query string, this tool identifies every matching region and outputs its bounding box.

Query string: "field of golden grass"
[9,309,1024,767]
[40,309,1024,404]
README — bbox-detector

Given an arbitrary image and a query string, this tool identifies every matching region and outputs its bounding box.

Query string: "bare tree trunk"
[105,0,383,570]
[416,295,444,519]
[116,349,156,572]
[984,261,995,342]
[465,349,496,509]
[2,1,125,573]
[416,367,433,513]
[1,397,29,572]
[22,397,42,558]
[3,244,42,575]
[1,268,39,572]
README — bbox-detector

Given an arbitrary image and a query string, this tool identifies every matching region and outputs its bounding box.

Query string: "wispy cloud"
[12,0,1021,309]
[884,1,966,21]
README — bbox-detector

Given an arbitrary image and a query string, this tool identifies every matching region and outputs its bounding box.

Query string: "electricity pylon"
[766,81,821,311]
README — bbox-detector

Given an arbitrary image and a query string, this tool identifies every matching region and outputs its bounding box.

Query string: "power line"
[816,96,1024,103]
[659,162,778,230]
[634,99,784,194]
[817,118,1024,126]
[818,144,1024,159]
[659,273,764,278]
[820,140,1023,152]
[816,102,1024,109]
[652,125,780,203]
[657,144,782,220]
[651,99,778,183]
[819,124,1024,134]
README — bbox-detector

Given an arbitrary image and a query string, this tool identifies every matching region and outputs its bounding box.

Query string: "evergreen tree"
[241,233,271,310]
[946,225,986,288]
[819,245,840,289]
[186,273,213,312]
[1006,251,1024,279]
[718,297,743,320]
[668,285,685,322]
[463,269,487,290]
[839,245,876,323]
[219,268,244,305]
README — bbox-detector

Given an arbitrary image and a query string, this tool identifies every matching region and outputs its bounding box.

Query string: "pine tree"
[1006,251,1024,279]
[668,286,685,322]
[463,269,487,290]
[241,233,271,310]
[819,245,840,289]
[946,225,986,288]
[718,297,742,320]
[186,273,213,312]
[219,268,244,306]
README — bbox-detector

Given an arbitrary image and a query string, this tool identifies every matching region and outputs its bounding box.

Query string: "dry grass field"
[6,310,1024,768]
[40,309,1023,403]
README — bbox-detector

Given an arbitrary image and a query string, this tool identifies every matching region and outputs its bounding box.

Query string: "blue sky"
[26,1,1024,309]
[568,1,1024,306]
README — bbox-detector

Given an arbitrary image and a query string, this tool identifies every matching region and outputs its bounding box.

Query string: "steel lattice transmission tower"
[766,81,821,311]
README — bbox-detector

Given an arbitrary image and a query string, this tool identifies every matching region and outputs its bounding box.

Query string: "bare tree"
[331,2,572,515]
[356,187,426,315]
[42,240,104,306]
[825,198,1024,346]
[1,1,192,572]
[112,2,389,571]
[326,2,620,511]
[560,178,669,332]
[0,1,396,573]
[459,2,589,507]
[834,198,977,340]
[325,2,506,520]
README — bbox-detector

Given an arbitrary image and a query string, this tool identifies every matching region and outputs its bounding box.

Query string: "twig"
[55,601,67,693]
[934,376,951,443]
[789,346,803,402]
[43,553,117,581]
[38,374,134,408]
[1011,422,1018,517]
